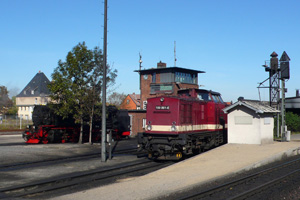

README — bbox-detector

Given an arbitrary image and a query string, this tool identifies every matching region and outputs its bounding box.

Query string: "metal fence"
[0,115,33,130]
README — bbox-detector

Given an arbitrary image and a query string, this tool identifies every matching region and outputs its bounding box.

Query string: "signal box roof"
[134,67,205,74]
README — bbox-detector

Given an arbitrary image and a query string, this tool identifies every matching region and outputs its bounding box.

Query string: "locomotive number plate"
[156,106,169,110]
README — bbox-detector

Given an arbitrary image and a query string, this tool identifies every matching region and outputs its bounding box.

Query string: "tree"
[7,96,18,115]
[49,42,117,144]
[0,86,13,115]
[108,92,126,108]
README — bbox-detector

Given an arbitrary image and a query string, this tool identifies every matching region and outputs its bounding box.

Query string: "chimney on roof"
[157,61,166,68]
[238,97,244,101]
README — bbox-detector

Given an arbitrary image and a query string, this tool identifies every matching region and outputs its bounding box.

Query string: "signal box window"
[152,72,156,83]
[175,72,197,84]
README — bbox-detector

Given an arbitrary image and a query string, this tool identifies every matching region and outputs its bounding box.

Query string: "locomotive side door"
[180,102,193,132]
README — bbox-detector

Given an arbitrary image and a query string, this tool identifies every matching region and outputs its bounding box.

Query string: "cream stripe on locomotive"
[150,124,227,132]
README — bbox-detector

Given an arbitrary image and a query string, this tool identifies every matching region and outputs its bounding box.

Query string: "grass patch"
[0,118,32,131]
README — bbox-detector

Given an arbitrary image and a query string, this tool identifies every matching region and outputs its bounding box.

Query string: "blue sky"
[1,0,299,102]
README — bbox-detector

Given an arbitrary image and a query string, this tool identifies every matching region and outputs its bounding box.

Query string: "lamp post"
[101,0,108,162]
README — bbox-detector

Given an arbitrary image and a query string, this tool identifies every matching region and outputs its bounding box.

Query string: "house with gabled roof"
[120,93,141,110]
[16,71,51,120]
[223,98,279,145]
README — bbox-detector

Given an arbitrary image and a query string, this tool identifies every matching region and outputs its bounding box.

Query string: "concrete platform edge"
[157,145,300,200]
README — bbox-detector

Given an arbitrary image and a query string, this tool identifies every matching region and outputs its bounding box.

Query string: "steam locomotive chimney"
[157,61,166,68]
[296,89,299,97]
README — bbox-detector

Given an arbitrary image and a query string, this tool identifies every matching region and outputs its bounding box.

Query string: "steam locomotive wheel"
[47,131,55,143]
[22,132,29,142]
[42,138,49,144]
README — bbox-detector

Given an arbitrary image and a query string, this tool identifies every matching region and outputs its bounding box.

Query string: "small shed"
[223,99,279,145]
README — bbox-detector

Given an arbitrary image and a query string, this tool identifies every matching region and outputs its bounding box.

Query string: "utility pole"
[280,51,290,142]
[101,0,108,162]
[281,79,286,141]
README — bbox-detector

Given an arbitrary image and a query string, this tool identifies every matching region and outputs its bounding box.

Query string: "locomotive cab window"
[197,92,211,101]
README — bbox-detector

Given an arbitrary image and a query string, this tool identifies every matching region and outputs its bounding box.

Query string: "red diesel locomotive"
[137,88,228,160]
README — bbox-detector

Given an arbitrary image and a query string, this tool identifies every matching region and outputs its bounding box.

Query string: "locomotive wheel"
[47,131,55,143]
[22,132,29,142]
[192,148,200,155]
[42,138,49,144]
[214,138,219,147]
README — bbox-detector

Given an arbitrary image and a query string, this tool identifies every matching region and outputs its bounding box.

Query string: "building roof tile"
[17,72,51,97]
[223,99,279,114]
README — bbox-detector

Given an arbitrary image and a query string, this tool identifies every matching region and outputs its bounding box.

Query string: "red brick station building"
[120,61,204,137]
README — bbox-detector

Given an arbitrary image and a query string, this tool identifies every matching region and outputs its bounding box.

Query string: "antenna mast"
[174,41,177,67]
[139,52,142,71]
[139,52,142,92]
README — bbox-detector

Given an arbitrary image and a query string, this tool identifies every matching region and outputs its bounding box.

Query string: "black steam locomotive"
[23,105,130,144]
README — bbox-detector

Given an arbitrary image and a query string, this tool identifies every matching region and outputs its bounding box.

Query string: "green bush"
[286,112,300,132]
[275,112,300,134]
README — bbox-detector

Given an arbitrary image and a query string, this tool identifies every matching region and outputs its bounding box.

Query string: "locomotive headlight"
[147,125,152,131]
[147,121,152,131]
[160,97,164,102]
[171,125,176,132]
[171,121,177,132]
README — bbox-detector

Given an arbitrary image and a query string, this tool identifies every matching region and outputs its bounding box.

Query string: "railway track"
[177,156,300,200]
[0,158,172,199]
[0,147,138,171]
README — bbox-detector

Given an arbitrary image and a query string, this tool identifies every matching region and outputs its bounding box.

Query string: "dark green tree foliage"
[7,96,18,115]
[275,112,300,134]
[0,86,13,115]
[49,42,117,144]
[286,112,300,132]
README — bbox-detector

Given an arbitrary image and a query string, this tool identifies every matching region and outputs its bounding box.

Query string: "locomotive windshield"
[218,95,224,103]
[212,94,224,103]
[212,95,219,103]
